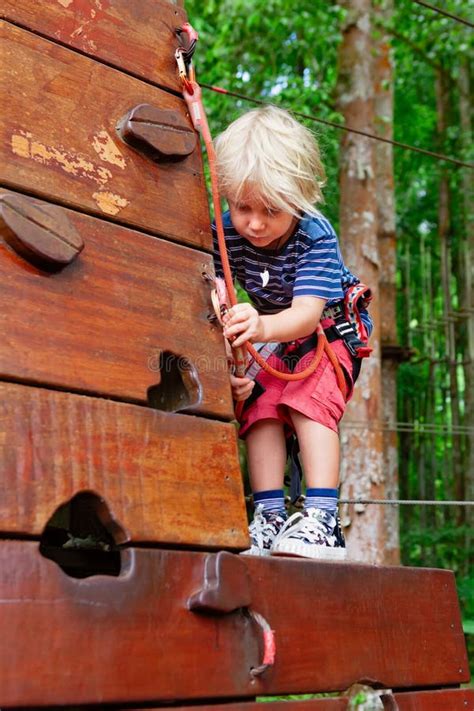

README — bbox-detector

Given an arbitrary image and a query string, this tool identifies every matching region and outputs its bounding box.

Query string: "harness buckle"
[323,303,344,321]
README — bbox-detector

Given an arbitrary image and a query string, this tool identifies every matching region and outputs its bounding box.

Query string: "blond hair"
[214,105,326,217]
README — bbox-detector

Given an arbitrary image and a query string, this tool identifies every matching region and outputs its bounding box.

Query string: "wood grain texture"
[1,22,210,248]
[0,191,232,419]
[1,0,187,92]
[243,556,470,695]
[0,382,247,545]
[148,690,474,711]
[0,544,469,706]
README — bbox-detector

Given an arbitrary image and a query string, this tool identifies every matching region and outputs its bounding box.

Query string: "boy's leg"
[290,410,340,516]
[271,409,346,560]
[241,419,288,557]
[246,418,287,493]
[289,410,340,489]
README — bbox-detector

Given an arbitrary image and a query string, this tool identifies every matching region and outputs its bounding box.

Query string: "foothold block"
[117,104,197,162]
[0,192,84,269]
[188,551,252,614]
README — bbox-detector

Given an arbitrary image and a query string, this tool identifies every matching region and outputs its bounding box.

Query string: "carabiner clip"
[175,22,198,94]
[175,48,194,94]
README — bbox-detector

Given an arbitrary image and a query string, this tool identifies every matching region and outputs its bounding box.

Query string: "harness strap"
[323,298,372,358]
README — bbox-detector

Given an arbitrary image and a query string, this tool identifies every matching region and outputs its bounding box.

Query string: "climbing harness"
[174,24,371,412]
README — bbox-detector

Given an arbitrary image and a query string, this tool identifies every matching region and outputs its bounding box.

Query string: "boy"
[212,105,372,560]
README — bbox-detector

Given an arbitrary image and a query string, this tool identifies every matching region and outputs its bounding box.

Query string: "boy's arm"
[223,296,325,347]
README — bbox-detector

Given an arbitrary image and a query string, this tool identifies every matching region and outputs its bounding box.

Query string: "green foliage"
[186,0,346,227]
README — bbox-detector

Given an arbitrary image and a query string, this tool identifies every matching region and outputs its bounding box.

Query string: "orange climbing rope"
[175,26,347,402]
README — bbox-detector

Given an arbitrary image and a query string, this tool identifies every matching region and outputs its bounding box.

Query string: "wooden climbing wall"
[0,2,473,709]
[0,0,248,553]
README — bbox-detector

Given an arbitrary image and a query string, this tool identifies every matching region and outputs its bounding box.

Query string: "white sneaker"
[241,504,290,557]
[271,507,347,561]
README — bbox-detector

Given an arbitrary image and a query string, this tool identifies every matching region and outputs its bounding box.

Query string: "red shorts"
[239,333,358,438]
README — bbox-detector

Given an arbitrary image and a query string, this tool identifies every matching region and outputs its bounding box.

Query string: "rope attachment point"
[247,609,276,678]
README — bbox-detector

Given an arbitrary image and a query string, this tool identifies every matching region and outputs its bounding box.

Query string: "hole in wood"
[39,491,125,579]
[147,350,202,412]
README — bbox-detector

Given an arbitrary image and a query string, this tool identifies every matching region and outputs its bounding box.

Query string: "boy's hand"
[223,303,263,347]
[230,373,255,402]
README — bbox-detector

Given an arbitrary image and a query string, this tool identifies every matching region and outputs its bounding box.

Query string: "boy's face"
[228,196,296,250]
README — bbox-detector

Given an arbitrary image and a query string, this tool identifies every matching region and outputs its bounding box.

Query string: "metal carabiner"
[175,48,194,94]
[175,23,198,93]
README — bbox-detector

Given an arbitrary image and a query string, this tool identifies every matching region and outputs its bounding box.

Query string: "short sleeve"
[293,230,345,302]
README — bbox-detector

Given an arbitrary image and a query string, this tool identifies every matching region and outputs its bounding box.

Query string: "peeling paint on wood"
[2,23,209,247]
[92,130,127,169]
[92,190,129,215]
[11,131,112,186]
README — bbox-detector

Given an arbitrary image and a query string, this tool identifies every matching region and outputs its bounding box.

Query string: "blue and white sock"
[305,487,338,516]
[253,489,286,518]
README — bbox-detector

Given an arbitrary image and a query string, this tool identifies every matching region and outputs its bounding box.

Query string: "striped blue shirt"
[213,211,372,334]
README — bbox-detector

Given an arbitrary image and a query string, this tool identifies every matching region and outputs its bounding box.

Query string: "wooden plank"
[147,690,474,711]
[0,22,210,248]
[0,545,469,706]
[0,191,232,419]
[392,689,474,710]
[1,0,188,92]
[0,382,248,546]
[243,557,470,695]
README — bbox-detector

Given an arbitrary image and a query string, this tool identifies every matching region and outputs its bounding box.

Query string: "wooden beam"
[0,544,468,705]
[0,382,247,546]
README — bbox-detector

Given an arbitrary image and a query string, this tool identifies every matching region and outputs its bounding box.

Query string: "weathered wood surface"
[0,545,469,706]
[1,0,187,92]
[0,191,232,419]
[148,690,474,711]
[1,22,210,248]
[0,382,247,546]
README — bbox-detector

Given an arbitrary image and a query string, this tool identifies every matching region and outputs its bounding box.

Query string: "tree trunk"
[435,69,464,521]
[336,0,386,564]
[458,58,474,567]
[373,0,400,565]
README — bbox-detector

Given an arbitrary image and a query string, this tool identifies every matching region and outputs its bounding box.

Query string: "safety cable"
[411,0,474,29]
[202,84,474,170]
[341,421,474,435]
[342,498,474,507]
[246,494,474,507]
